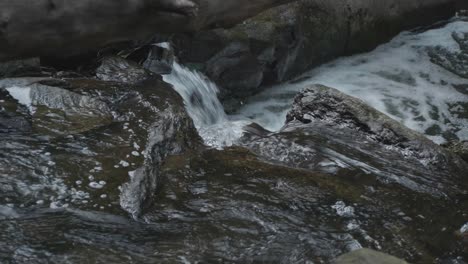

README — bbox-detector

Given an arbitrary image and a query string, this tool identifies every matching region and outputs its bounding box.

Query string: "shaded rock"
[122,43,176,75]
[205,42,264,100]
[170,31,226,64]
[0,58,41,78]
[166,0,468,109]
[141,43,175,75]
[96,56,153,83]
[0,0,295,61]
[333,248,408,264]
[241,85,468,197]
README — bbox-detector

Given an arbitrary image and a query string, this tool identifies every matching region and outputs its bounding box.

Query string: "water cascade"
[235,19,468,144]
[163,62,249,148]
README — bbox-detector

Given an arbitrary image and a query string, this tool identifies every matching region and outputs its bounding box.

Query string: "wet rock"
[162,0,468,110]
[96,56,153,83]
[118,81,201,216]
[0,90,31,133]
[443,140,468,162]
[64,78,201,216]
[334,248,408,264]
[0,78,113,136]
[140,146,468,262]
[429,32,468,78]
[242,84,468,197]
[205,42,264,100]
[0,77,200,217]
[142,43,176,75]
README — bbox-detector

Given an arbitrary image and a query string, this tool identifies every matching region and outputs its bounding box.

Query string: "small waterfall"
[235,19,468,143]
[163,62,227,127]
[163,62,249,148]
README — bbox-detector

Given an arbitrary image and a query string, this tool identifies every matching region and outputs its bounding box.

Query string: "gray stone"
[0,78,113,136]
[241,84,468,197]
[168,0,468,109]
[97,56,153,84]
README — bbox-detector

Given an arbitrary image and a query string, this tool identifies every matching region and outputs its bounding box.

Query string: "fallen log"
[0,0,294,61]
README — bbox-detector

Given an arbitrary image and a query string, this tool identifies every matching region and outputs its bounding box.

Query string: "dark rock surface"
[0,89,31,133]
[96,56,154,84]
[444,140,468,163]
[166,0,468,108]
[241,85,468,197]
[0,0,295,61]
[138,146,467,263]
[0,73,200,217]
[0,58,41,78]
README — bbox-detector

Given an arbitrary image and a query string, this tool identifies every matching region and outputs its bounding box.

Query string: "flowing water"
[163,18,468,147]
[234,19,468,144]
[163,62,250,149]
[0,17,467,264]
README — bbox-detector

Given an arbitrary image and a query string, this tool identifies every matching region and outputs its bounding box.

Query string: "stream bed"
[0,17,467,264]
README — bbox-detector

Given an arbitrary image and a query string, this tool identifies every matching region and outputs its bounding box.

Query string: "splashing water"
[235,19,468,144]
[163,62,249,148]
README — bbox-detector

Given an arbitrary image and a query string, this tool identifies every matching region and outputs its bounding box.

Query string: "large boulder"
[0,0,295,61]
[0,72,201,217]
[241,85,468,197]
[168,0,468,108]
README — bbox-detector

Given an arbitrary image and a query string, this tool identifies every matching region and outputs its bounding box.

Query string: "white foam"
[163,62,248,148]
[236,20,468,143]
[332,201,355,218]
[461,222,468,233]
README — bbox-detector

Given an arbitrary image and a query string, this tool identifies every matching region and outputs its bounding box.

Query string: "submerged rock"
[429,32,468,78]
